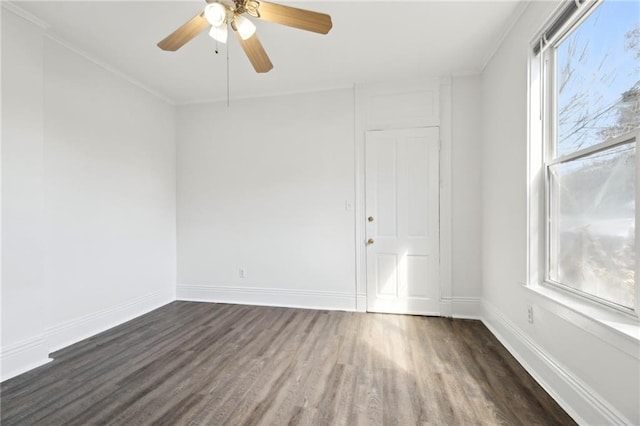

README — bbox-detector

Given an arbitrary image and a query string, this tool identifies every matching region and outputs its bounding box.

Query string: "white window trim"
[527,0,640,348]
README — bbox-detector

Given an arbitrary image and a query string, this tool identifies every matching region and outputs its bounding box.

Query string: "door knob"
[367,238,375,245]
[368,216,374,222]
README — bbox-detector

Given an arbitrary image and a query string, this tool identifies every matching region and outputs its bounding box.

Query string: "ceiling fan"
[157,0,333,73]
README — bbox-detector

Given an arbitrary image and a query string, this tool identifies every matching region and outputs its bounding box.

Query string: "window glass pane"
[548,142,636,309]
[555,0,640,157]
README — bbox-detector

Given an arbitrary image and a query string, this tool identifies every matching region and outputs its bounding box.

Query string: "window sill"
[524,283,640,360]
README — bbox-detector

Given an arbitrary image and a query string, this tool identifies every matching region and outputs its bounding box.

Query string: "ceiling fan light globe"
[209,24,228,44]
[204,3,226,27]
[234,14,256,40]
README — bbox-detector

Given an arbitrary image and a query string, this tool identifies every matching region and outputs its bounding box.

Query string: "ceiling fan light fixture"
[157,0,332,74]
[209,23,228,43]
[204,3,227,27]
[234,14,256,40]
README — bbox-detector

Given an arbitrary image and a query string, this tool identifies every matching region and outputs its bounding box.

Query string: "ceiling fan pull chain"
[226,41,230,107]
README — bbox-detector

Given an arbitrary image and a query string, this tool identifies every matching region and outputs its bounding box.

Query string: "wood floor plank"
[1,301,576,425]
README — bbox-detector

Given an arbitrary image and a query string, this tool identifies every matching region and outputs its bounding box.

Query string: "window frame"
[544,132,638,313]
[530,0,640,318]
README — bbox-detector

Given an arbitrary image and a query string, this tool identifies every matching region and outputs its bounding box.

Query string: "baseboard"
[452,297,481,319]
[177,284,356,312]
[481,300,631,426]
[439,298,453,317]
[356,293,367,312]
[0,335,52,382]
[440,297,481,319]
[45,289,174,353]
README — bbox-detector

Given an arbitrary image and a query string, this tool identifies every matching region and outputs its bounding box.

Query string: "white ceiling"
[11,1,525,104]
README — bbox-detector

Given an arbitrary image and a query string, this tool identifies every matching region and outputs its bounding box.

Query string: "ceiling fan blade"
[158,12,209,51]
[235,32,274,73]
[253,1,332,35]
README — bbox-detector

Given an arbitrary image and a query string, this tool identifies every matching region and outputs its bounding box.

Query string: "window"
[531,0,639,314]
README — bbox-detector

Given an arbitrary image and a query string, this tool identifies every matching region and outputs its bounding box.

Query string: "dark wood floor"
[1,301,575,425]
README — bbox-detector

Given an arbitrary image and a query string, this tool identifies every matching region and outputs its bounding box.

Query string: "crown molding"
[451,70,483,78]
[480,1,532,72]
[2,1,175,105]
[1,1,51,30]
[178,83,354,106]
[44,33,175,105]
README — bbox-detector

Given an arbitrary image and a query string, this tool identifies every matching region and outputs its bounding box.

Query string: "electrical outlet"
[239,268,246,279]
[527,305,534,324]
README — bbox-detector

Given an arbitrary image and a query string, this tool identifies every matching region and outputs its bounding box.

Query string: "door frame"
[354,79,453,316]
[364,127,442,315]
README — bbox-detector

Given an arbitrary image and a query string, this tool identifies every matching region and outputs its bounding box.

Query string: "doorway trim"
[353,77,453,315]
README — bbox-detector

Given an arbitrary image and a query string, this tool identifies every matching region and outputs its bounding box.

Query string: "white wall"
[177,81,484,314]
[480,2,640,424]
[176,90,357,310]
[1,10,49,378]
[42,39,177,351]
[451,75,482,304]
[1,9,177,380]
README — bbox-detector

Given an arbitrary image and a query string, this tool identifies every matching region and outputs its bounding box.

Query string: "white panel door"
[365,128,440,315]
